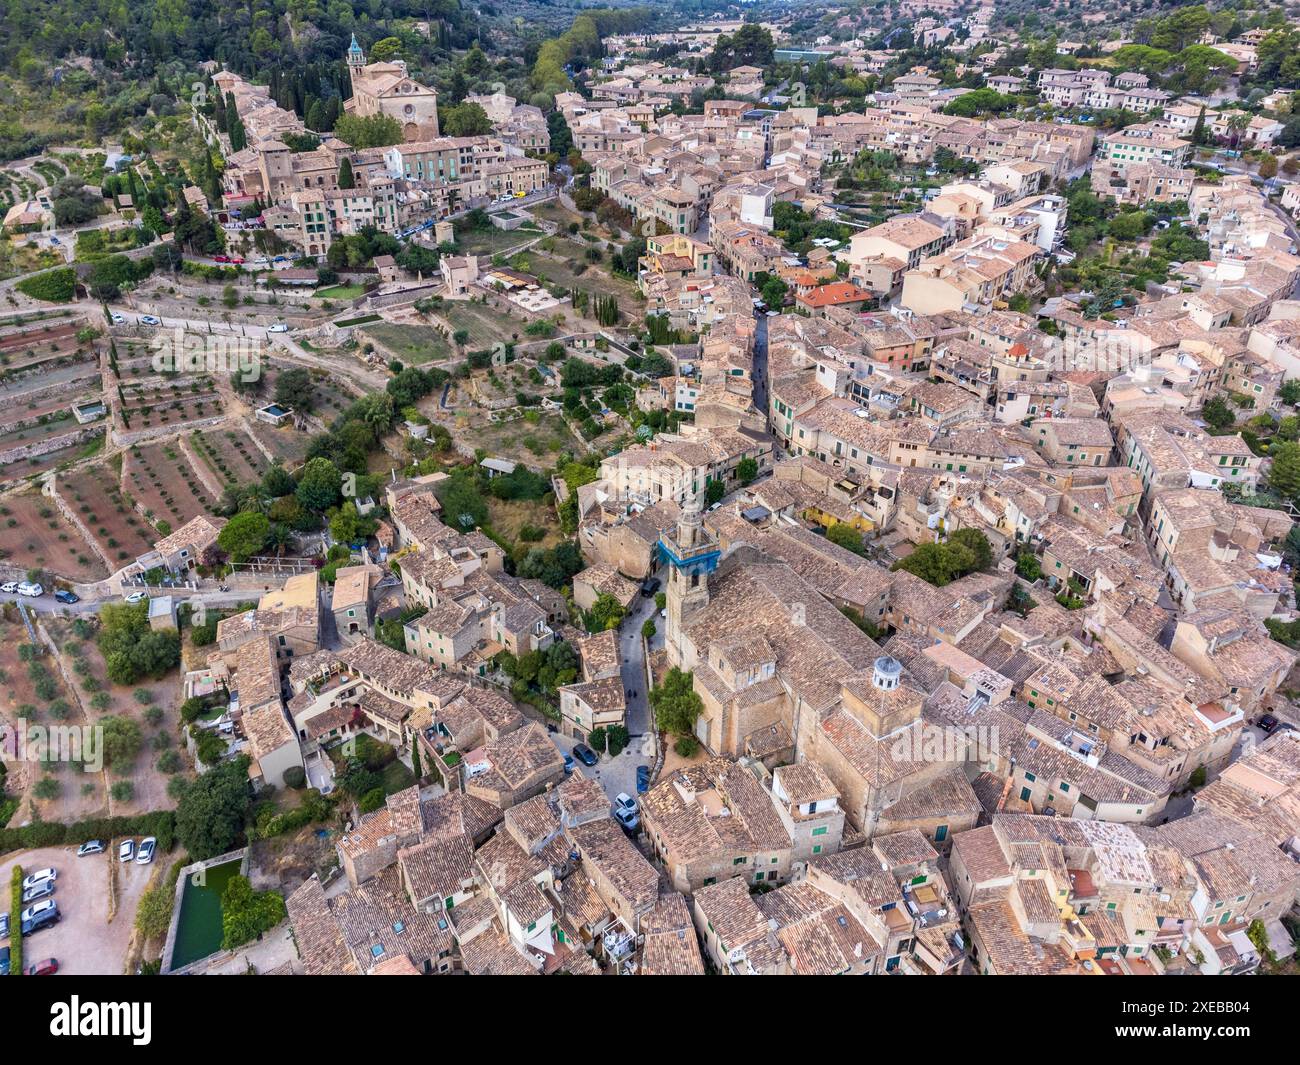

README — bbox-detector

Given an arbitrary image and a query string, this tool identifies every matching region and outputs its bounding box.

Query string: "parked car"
[77,839,105,857]
[21,880,55,904]
[136,837,157,865]
[640,577,661,598]
[267,323,289,333]
[25,958,58,976]
[54,589,80,604]
[0,912,8,940]
[562,753,575,775]
[636,765,651,793]
[0,581,16,594]
[614,795,639,832]
[22,868,56,891]
[109,312,125,324]
[213,254,230,263]
[0,947,8,976]
[139,315,161,325]
[16,581,42,597]
[20,900,59,935]
[572,743,599,767]
[1258,714,1281,734]
[124,591,147,604]
[118,839,135,863]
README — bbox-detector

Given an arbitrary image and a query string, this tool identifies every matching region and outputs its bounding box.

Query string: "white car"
[136,837,157,865]
[0,581,16,594]
[124,591,147,604]
[109,312,125,324]
[118,839,135,863]
[139,315,161,326]
[21,869,56,892]
[267,323,289,333]
[17,581,43,597]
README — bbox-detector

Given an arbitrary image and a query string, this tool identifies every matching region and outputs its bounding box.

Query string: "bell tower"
[347,33,366,76]
[660,495,719,658]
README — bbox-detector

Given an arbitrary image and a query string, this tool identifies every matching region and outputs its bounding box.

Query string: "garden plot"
[245,420,311,468]
[43,615,179,817]
[0,410,79,450]
[457,408,577,464]
[191,427,270,489]
[361,322,453,365]
[117,376,223,431]
[0,325,97,384]
[260,364,358,419]
[524,239,644,321]
[123,441,220,530]
[62,459,158,565]
[0,437,98,484]
[0,489,108,581]
[440,300,529,349]
[453,221,542,257]
[0,619,106,822]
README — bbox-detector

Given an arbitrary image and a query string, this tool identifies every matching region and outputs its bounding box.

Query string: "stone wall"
[46,473,115,573]
[0,425,103,468]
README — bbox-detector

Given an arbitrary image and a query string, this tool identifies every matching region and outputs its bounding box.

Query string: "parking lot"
[0,842,156,975]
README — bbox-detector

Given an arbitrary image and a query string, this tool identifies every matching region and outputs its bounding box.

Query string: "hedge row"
[15,267,76,303]
[0,811,175,859]
[9,865,22,975]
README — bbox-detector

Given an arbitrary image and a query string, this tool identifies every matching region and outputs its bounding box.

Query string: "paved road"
[753,306,770,417]
[0,588,262,615]
[548,592,659,807]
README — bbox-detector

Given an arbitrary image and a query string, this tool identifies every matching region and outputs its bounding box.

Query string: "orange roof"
[797,281,871,308]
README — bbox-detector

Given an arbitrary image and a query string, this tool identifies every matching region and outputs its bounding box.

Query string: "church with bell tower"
[342,34,439,142]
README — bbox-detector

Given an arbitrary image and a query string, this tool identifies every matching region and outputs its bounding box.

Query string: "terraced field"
[0,489,109,581]
[62,459,157,565]
[191,427,270,488]
[122,441,219,529]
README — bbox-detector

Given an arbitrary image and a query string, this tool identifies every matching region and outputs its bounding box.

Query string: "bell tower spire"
[659,493,719,660]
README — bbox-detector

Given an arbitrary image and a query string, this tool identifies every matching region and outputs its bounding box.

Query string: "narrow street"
[548,591,659,804]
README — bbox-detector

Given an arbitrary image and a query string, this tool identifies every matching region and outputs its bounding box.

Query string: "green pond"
[170,859,242,969]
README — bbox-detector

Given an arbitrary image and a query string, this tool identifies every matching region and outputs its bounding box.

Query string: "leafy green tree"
[221,874,287,950]
[1201,396,1236,431]
[827,523,867,556]
[175,756,253,860]
[99,715,143,770]
[217,511,272,562]
[948,528,993,572]
[440,102,493,137]
[650,667,703,736]
[586,593,626,632]
[1268,440,1300,499]
[329,500,378,545]
[98,602,181,684]
[332,113,403,149]
[295,457,344,512]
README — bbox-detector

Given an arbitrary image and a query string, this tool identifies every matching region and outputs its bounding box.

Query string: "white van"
[17,581,43,597]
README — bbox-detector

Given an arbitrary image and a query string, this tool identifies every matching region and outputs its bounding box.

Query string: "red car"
[25,957,58,976]
[212,254,230,263]
[229,257,245,265]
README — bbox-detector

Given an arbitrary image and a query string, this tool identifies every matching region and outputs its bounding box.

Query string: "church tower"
[346,33,366,76]
[660,495,719,661]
